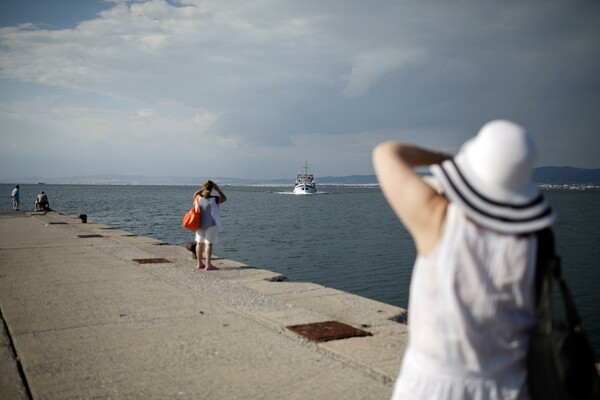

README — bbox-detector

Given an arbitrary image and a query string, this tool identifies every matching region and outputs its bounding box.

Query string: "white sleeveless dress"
[391,203,537,400]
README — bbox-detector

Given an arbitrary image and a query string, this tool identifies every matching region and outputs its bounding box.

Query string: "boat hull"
[293,185,317,194]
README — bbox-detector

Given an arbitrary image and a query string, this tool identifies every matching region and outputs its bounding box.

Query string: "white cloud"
[137,108,154,117]
[0,97,226,174]
[0,0,335,102]
[343,48,425,98]
[0,0,599,180]
[193,111,217,128]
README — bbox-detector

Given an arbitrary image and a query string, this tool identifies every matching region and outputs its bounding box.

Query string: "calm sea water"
[2,183,599,360]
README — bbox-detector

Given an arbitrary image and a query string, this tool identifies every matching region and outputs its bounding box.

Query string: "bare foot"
[204,265,219,271]
[196,264,205,270]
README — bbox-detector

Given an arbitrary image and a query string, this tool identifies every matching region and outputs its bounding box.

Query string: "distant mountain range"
[3,166,599,186]
[321,167,600,185]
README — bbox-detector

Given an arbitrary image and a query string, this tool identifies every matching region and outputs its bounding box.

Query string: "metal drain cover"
[287,321,372,342]
[77,234,104,238]
[132,258,173,264]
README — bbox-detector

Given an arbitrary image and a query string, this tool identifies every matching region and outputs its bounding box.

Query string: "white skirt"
[195,226,219,244]
[391,348,529,400]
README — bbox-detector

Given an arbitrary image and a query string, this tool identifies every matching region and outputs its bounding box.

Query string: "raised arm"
[214,184,227,204]
[372,142,451,255]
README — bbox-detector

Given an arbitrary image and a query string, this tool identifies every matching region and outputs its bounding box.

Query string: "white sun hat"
[429,119,555,234]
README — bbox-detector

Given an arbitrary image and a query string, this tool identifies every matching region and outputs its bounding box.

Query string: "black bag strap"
[534,228,582,333]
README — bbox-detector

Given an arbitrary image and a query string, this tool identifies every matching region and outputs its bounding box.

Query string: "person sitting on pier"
[35,191,51,212]
[373,120,555,400]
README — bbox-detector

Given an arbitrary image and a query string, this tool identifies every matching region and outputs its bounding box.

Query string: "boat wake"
[277,191,328,195]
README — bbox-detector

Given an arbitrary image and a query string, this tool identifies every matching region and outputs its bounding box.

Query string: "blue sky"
[1,0,599,180]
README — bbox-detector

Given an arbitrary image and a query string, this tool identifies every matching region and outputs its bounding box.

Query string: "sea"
[2,183,599,361]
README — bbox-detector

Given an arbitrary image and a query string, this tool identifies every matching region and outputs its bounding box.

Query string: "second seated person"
[35,191,51,212]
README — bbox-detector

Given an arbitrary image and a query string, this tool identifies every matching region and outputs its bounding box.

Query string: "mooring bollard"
[79,214,87,223]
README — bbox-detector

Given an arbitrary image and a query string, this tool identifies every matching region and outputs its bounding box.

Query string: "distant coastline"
[2,166,600,188]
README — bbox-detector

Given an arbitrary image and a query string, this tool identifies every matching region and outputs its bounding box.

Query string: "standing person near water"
[373,120,555,399]
[11,185,20,211]
[193,180,227,271]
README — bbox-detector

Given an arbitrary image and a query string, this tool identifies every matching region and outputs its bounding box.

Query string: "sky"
[0,0,599,180]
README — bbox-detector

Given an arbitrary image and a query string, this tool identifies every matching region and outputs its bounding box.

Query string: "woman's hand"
[214,184,227,204]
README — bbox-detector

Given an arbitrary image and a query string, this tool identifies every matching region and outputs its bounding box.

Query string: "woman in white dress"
[193,180,227,271]
[373,120,555,400]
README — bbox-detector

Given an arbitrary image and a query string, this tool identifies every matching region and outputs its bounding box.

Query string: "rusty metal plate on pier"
[77,234,104,238]
[287,321,372,342]
[132,258,173,264]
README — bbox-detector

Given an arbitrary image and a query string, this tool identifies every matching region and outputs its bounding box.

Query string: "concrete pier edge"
[0,211,408,399]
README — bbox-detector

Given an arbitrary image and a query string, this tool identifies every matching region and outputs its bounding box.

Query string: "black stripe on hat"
[440,160,554,223]
[449,159,544,209]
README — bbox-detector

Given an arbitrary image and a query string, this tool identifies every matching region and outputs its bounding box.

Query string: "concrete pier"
[0,211,408,399]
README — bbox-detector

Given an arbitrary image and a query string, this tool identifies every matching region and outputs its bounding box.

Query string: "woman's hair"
[195,180,215,198]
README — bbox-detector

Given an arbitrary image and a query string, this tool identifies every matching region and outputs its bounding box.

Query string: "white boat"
[293,161,317,194]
